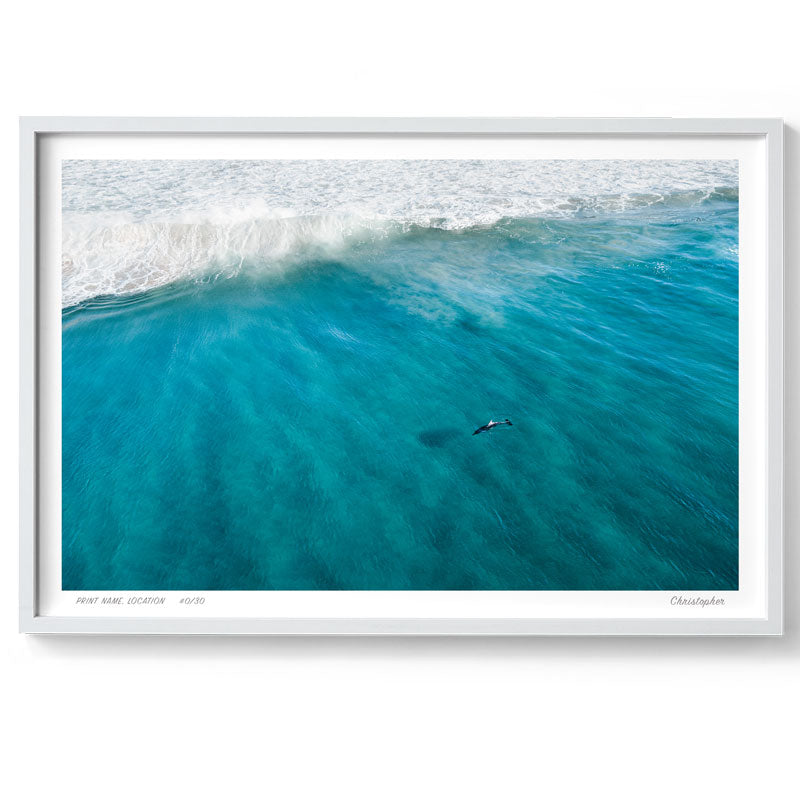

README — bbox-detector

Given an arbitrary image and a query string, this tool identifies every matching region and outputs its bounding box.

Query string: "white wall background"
[2,2,797,797]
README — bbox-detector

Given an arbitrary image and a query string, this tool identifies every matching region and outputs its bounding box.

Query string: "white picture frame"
[20,117,784,635]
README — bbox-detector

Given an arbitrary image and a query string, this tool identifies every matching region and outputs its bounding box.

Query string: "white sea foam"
[61,211,391,307]
[62,159,738,307]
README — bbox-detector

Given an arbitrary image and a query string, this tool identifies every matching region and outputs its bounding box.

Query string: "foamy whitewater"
[62,160,738,307]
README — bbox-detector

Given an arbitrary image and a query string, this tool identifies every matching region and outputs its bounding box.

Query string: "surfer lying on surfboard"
[472,419,513,435]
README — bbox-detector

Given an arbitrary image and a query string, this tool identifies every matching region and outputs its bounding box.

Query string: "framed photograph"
[20,117,783,635]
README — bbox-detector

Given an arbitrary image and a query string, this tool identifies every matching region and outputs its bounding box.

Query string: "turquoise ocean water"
[62,160,738,590]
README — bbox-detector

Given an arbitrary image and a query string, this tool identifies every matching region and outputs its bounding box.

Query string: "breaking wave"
[62,211,393,308]
[62,159,738,308]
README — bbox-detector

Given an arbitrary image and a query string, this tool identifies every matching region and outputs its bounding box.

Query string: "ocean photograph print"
[20,119,783,634]
[61,158,740,592]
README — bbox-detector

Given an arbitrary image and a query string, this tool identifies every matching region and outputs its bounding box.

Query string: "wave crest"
[62,212,393,308]
[62,187,737,308]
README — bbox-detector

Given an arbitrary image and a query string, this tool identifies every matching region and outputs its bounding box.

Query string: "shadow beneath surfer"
[417,428,462,448]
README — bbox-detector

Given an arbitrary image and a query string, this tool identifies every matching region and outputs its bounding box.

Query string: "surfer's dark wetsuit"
[472,419,513,435]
